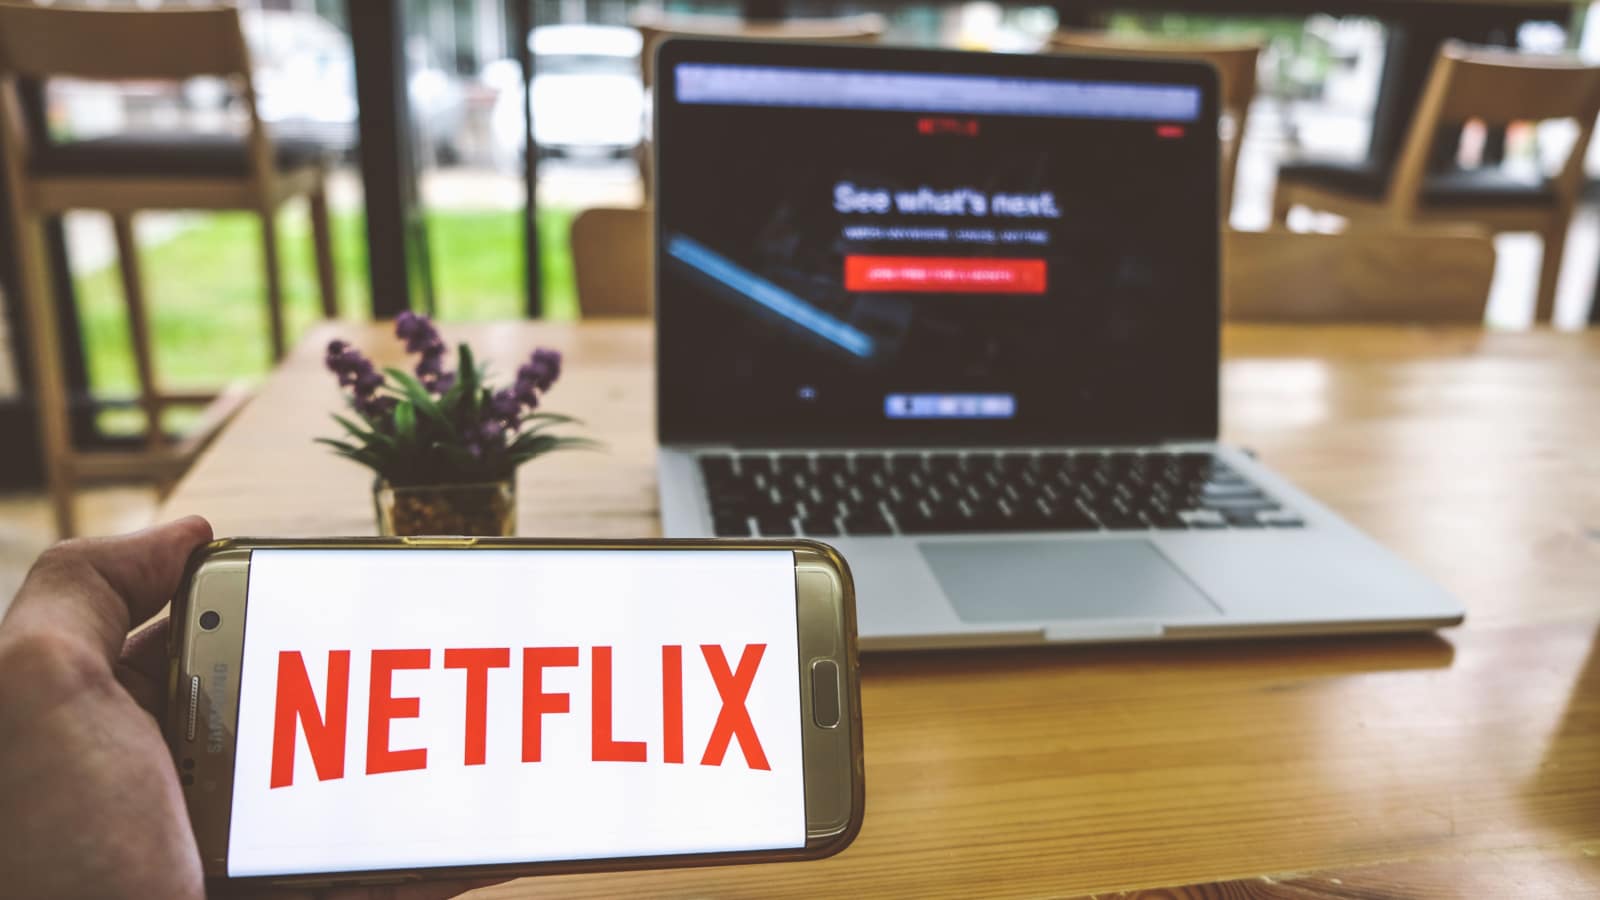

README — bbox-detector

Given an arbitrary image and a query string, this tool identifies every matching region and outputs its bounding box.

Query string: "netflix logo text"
[227,549,806,877]
[268,643,773,789]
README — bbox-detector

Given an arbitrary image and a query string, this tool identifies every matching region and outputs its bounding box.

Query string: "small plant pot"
[374,479,516,537]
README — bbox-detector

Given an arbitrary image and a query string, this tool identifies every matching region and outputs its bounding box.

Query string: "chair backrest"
[0,4,250,81]
[631,11,887,90]
[1389,43,1600,217]
[1224,227,1497,323]
[571,206,652,318]
[1049,31,1261,215]
[0,4,266,176]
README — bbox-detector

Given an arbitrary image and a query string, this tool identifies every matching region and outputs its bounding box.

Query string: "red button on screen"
[844,256,1047,294]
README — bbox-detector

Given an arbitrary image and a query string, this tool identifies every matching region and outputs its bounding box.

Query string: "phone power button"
[810,659,841,728]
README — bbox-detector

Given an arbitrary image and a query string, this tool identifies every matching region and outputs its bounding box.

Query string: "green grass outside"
[75,206,578,432]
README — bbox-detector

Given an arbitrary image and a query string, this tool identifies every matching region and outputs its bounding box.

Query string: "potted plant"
[318,312,594,536]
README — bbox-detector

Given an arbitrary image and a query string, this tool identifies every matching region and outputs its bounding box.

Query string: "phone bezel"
[167,537,864,888]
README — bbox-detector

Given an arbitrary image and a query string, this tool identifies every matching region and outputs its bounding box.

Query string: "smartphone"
[165,537,862,889]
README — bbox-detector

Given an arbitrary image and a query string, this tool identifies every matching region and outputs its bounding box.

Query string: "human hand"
[0,518,497,900]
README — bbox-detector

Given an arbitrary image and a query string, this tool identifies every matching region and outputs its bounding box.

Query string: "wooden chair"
[1224,227,1498,323]
[1273,43,1600,323]
[571,206,652,318]
[0,3,340,537]
[1050,31,1262,216]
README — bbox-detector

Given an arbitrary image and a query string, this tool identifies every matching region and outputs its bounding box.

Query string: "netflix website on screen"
[227,549,805,877]
[658,62,1216,443]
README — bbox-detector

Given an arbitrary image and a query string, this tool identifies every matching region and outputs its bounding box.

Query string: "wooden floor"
[0,485,157,616]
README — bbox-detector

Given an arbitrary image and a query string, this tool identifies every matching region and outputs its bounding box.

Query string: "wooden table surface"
[160,321,1600,898]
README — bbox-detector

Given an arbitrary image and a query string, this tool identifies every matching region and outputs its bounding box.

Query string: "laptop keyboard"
[699,450,1304,537]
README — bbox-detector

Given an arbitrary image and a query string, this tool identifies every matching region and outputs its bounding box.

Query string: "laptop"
[651,38,1463,649]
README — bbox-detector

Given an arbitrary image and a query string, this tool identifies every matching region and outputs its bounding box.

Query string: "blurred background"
[1,0,1597,563]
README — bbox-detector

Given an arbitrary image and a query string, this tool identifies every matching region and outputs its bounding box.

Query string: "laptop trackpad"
[919,539,1221,623]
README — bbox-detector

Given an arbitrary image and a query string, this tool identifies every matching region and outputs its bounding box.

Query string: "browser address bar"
[674,63,1202,122]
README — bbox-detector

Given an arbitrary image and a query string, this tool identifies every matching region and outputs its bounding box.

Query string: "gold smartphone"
[166,537,862,889]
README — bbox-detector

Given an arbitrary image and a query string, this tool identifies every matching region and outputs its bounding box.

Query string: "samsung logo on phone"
[268,643,771,789]
[207,663,230,754]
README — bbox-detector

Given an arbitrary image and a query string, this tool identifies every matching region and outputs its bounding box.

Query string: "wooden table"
[161,321,1600,898]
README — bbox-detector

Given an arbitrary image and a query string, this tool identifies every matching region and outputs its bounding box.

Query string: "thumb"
[5,516,214,663]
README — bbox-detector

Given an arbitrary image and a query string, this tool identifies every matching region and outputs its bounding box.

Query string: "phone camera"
[198,611,221,631]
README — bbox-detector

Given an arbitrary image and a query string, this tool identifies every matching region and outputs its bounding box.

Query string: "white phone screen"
[226,548,805,877]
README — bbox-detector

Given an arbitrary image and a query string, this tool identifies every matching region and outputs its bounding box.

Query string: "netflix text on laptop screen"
[656,43,1219,446]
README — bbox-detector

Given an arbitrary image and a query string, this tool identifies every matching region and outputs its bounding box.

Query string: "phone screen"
[226,548,806,878]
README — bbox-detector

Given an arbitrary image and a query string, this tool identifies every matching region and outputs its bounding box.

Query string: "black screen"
[656,42,1219,447]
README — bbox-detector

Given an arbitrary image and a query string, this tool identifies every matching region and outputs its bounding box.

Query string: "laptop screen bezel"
[652,38,1221,448]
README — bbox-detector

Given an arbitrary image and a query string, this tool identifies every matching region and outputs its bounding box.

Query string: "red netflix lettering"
[591,646,647,762]
[700,644,770,771]
[366,649,430,775]
[444,647,510,765]
[265,643,773,787]
[662,645,684,764]
[270,650,350,788]
[521,646,578,762]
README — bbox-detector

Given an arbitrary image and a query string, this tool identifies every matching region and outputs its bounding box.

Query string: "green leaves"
[313,437,386,473]
[385,368,452,434]
[320,340,597,487]
[392,402,416,443]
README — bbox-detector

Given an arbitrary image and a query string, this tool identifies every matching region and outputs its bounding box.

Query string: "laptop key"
[889,452,926,473]
[700,455,734,479]
[1040,501,1099,531]
[800,516,840,536]
[775,454,812,475]
[965,452,998,471]
[1141,510,1188,530]
[1199,496,1278,512]
[853,454,886,475]
[815,454,850,474]
[713,514,752,537]
[997,452,1036,473]
[1179,509,1227,529]
[756,515,795,536]
[1201,481,1262,498]
[843,507,893,535]
[1097,510,1145,530]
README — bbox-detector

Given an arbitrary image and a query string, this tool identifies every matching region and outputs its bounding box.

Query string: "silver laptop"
[651,39,1463,649]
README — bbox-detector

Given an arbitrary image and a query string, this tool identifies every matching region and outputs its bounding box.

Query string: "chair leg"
[259,206,287,360]
[309,187,339,319]
[1271,180,1294,227]
[1534,215,1571,324]
[10,211,77,537]
[112,213,165,449]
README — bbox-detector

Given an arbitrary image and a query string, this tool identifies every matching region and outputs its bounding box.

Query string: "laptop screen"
[655,41,1219,446]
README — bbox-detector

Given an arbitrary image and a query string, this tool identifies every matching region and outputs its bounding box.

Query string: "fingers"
[117,618,172,717]
[5,516,213,664]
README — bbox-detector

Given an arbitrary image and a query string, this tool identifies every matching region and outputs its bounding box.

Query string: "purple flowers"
[319,316,590,486]
[485,347,564,428]
[519,348,562,394]
[487,388,522,422]
[396,311,454,394]
[325,340,395,421]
